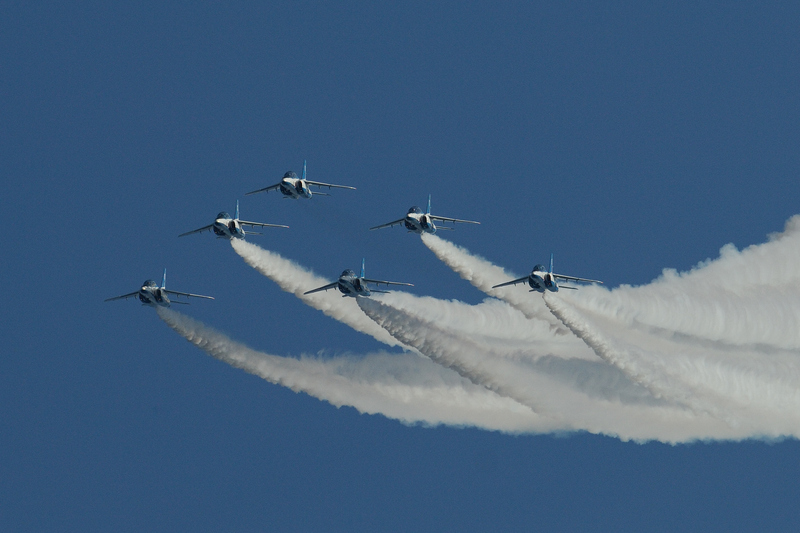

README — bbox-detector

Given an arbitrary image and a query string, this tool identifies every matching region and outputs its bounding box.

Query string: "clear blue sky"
[3,2,800,531]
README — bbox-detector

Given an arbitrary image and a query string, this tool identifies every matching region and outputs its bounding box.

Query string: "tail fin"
[549,253,554,274]
[361,258,366,278]
[302,160,307,181]
[426,194,432,215]
[235,200,240,220]
[162,268,167,289]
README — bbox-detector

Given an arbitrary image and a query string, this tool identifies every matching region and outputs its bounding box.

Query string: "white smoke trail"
[379,291,595,360]
[546,216,800,416]
[230,238,404,348]
[357,296,743,442]
[543,292,733,419]
[548,291,800,435]
[419,219,800,440]
[196,217,800,442]
[232,238,590,360]
[156,307,549,433]
[419,233,598,361]
[565,215,800,350]
[421,233,562,326]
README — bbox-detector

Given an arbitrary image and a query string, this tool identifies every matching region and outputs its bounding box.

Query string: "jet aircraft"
[179,201,289,239]
[246,160,356,199]
[304,259,413,297]
[492,254,602,293]
[370,195,479,234]
[105,269,214,307]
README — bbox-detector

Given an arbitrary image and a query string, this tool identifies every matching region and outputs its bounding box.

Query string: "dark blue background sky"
[3,2,800,531]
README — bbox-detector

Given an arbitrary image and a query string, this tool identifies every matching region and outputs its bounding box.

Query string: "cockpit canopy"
[408,206,422,214]
[216,212,231,220]
[532,264,547,273]
[341,269,356,278]
[142,280,158,288]
[283,171,297,179]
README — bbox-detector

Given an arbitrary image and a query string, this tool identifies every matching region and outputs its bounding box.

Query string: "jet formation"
[106,159,601,306]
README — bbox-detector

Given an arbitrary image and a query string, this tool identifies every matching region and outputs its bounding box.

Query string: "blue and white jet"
[179,201,288,239]
[370,195,479,234]
[105,269,214,307]
[492,254,602,293]
[246,160,356,200]
[304,259,413,297]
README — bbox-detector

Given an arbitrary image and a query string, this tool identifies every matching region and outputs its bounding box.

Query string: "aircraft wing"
[239,220,290,229]
[429,215,480,225]
[304,282,339,295]
[164,290,215,300]
[104,292,139,302]
[363,278,414,288]
[305,180,356,190]
[553,274,602,285]
[178,224,214,237]
[369,218,406,231]
[245,183,281,195]
[491,276,529,289]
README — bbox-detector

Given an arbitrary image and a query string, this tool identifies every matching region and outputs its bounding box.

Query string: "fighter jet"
[105,269,214,307]
[304,259,413,297]
[246,160,356,199]
[370,195,479,234]
[179,200,288,239]
[492,254,602,293]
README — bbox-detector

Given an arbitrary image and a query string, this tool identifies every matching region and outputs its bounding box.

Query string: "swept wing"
[304,282,339,295]
[238,220,290,229]
[553,273,602,284]
[305,180,356,191]
[362,278,414,288]
[178,224,214,237]
[491,276,529,289]
[429,215,480,225]
[245,183,281,196]
[164,290,215,300]
[369,218,406,231]
[104,292,139,302]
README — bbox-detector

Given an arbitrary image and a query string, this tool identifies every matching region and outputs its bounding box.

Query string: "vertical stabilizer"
[235,200,240,220]
[426,194,432,215]
[162,268,167,289]
[361,258,366,279]
[549,253,554,274]
[302,160,307,181]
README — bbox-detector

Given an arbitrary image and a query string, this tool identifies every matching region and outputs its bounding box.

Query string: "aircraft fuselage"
[278,173,312,199]
[138,284,171,307]
[212,217,245,239]
[336,273,371,297]
[528,270,558,293]
[403,209,436,234]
